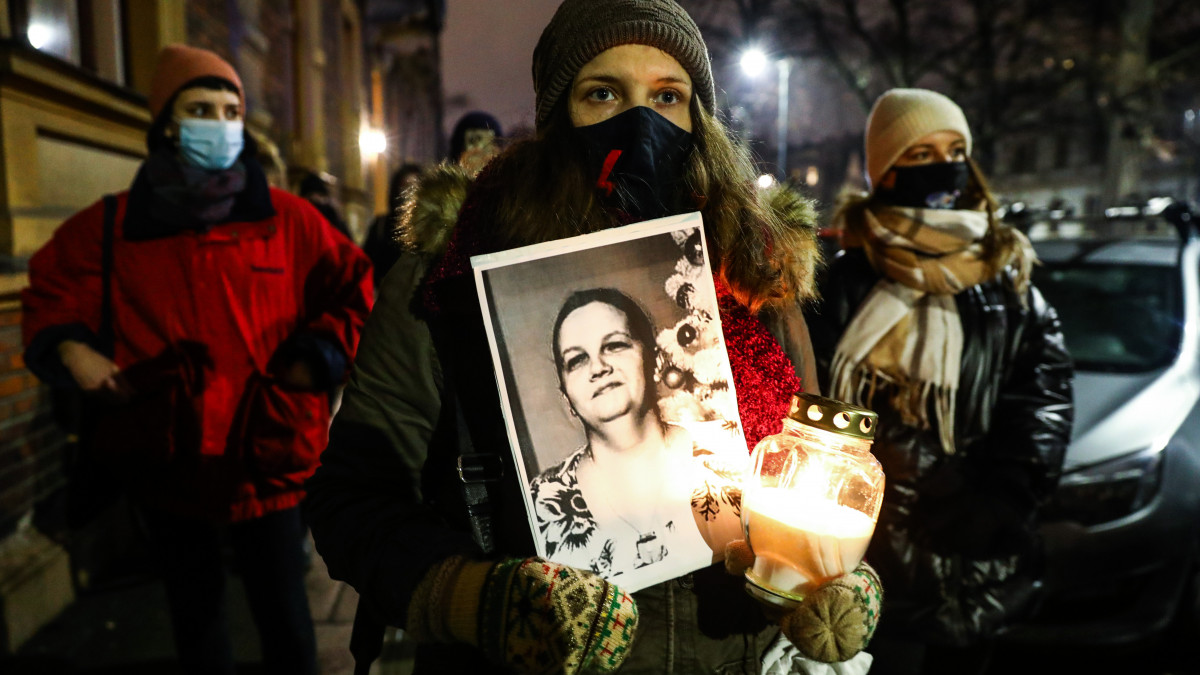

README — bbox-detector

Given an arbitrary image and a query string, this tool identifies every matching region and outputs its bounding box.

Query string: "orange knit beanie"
[148,45,243,119]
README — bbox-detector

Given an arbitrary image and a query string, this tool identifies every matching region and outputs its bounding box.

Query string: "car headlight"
[1043,447,1165,526]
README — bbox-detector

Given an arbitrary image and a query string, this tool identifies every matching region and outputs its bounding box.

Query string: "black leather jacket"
[805,248,1074,647]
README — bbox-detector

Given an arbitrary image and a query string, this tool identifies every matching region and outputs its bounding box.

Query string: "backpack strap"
[432,312,502,556]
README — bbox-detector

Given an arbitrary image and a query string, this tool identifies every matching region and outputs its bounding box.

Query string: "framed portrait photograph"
[472,212,749,592]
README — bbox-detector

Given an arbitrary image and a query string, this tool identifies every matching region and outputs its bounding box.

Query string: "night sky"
[442,0,561,138]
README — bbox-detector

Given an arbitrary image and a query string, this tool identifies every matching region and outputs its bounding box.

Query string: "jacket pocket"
[241,374,330,492]
[88,342,210,467]
[89,384,187,466]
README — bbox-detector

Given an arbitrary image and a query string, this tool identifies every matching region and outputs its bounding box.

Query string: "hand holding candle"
[725,539,883,663]
[741,394,884,606]
[733,393,886,662]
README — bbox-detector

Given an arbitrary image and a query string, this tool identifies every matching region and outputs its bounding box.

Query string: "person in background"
[448,110,503,176]
[303,1,882,673]
[363,162,422,286]
[21,45,374,675]
[252,128,287,188]
[805,88,1074,675]
[298,170,354,241]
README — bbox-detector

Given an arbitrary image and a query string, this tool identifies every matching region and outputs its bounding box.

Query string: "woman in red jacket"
[21,45,373,675]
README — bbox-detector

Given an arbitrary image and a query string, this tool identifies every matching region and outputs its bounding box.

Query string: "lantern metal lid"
[786,393,877,441]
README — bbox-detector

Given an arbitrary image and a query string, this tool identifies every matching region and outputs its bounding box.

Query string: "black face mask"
[874,161,969,209]
[575,106,693,223]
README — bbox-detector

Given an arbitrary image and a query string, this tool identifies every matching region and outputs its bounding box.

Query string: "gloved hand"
[406,555,638,674]
[725,540,882,663]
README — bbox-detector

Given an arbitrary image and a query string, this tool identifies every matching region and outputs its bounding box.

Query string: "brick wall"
[0,298,68,542]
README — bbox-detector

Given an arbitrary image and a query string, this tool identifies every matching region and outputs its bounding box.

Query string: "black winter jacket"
[805,248,1074,647]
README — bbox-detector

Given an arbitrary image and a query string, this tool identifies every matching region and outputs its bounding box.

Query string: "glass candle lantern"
[741,393,884,610]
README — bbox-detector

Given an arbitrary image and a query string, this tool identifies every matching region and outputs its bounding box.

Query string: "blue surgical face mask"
[176,118,245,171]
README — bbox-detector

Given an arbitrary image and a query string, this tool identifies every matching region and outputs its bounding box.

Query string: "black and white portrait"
[472,213,749,591]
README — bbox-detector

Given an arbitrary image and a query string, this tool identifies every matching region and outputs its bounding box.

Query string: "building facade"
[0,0,442,653]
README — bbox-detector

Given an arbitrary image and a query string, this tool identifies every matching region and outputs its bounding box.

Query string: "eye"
[602,337,633,354]
[186,102,211,117]
[587,87,617,103]
[564,352,587,372]
[225,104,242,121]
[950,146,967,160]
[654,90,683,105]
[906,148,930,162]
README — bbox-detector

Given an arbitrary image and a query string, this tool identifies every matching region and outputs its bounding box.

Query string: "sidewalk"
[3,533,415,674]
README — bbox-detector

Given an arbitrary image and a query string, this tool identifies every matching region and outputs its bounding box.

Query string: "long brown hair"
[472,98,818,313]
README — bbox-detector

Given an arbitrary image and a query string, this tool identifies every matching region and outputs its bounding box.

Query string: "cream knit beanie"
[864,88,972,191]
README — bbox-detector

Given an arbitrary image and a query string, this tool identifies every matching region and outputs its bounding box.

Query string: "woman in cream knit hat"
[805,88,1074,673]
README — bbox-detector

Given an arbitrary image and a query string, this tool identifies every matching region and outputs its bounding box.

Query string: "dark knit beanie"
[532,0,716,130]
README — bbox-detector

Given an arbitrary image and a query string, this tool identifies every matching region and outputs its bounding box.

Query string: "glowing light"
[757,174,777,189]
[740,48,769,77]
[27,23,53,50]
[359,128,387,156]
[805,166,819,186]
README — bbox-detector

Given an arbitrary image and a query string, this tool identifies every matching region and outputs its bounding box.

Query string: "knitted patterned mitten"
[725,540,883,663]
[407,556,638,674]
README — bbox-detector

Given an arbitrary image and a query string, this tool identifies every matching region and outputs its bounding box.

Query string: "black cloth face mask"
[575,106,693,223]
[874,161,969,209]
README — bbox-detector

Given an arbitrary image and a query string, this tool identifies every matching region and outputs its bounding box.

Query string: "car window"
[1033,262,1182,373]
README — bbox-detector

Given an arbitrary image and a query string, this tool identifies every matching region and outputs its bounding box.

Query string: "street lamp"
[359,127,387,157]
[740,48,792,180]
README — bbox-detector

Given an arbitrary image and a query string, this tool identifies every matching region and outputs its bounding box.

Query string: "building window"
[1088,127,1108,165]
[24,0,80,65]
[12,0,128,84]
[1010,139,1038,175]
[1053,133,1071,169]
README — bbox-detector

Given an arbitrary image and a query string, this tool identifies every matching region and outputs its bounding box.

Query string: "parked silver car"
[1002,203,1200,645]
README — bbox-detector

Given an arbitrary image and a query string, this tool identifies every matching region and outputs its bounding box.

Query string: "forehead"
[174,87,240,107]
[559,302,630,344]
[908,130,966,148]
[575,44,690,83]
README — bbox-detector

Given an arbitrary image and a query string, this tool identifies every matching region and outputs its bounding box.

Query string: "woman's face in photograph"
[557,301,648,428]
[568,44,694,131]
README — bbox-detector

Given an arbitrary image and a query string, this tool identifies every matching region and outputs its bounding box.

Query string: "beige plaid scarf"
[830,206,1023,455]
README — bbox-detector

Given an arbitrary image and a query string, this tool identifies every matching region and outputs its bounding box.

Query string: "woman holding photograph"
[305,0,882,672]
[532,288,712,579]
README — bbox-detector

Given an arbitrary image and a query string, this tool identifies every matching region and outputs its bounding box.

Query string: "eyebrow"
[905,141,965,153]
[574,74,692,89]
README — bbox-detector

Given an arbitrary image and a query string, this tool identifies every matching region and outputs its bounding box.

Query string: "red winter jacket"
[22,188,374,522]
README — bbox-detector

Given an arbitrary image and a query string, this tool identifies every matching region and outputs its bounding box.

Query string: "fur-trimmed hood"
[397,161,822,303]
[396,163,474,257]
